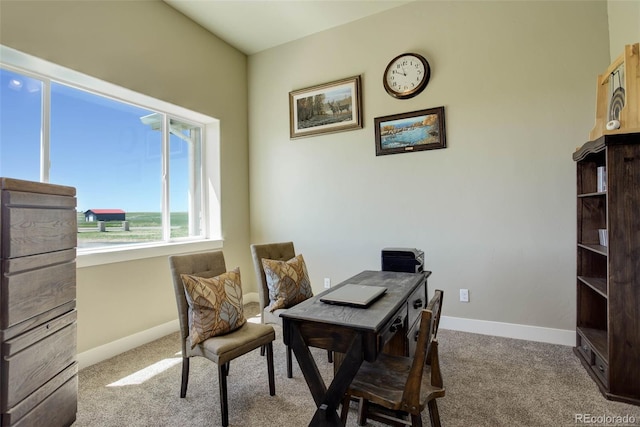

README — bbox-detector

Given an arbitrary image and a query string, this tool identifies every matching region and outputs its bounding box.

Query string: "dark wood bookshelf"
[573,132,640,406]
[577,243,608,256]
[577,276,607,297]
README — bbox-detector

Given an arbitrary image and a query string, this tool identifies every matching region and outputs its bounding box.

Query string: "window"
[0,68,42,181]
[0,46,219,256]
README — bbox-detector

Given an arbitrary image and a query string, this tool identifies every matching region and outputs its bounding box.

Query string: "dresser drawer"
[407,316,420,357]
[12,374,77,427]
[406,281,426,331]
[3,363,77,426]
[1,250,76,329]
[576,332,594,364]
[380,310,406,345]
[1,190,76,259]
[380,306,407,356]
[1,310,77,409]
[592,352,609,389]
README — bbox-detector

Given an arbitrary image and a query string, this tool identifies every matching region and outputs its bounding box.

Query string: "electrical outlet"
[324,278,331,289]
[459,288,469,302]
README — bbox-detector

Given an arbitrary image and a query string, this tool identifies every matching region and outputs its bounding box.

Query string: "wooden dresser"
[1,178,78,426]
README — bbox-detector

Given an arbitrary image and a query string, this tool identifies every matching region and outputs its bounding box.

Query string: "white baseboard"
[77,292,262,370]
[440,315,575,346]
[77,319,180,370]
[78,295,574,370]
[244,291,259,304]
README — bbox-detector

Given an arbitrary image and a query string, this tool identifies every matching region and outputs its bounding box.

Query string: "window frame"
[0,45,222,267]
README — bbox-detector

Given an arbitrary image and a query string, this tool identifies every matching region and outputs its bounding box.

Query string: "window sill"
[76,239,223,268]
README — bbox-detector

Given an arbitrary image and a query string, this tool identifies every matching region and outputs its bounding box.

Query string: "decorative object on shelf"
[597,166,606,192]
[374,106,446,156]
[606,120,621,130]
[289,75,362,139]
[608,67,625,122]
[598,229,608,247]
[383,52,430,99]
[589,43,639,140]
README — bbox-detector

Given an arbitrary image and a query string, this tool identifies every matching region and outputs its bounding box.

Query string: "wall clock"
[383,52,430,99]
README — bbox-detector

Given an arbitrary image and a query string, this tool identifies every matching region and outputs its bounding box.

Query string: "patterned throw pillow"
[181,267,247,348]
[262,254,313,312]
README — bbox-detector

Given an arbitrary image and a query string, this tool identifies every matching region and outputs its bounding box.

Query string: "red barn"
[84,209,126,222]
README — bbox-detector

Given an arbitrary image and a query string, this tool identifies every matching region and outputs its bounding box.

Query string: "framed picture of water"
[374,106,446,156]
[289,75,363,139]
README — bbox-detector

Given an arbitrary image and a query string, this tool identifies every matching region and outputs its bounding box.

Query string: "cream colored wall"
[0,1,252,353]
[0,0,625,356]
[607,0,640,61]
[248,1,610,331]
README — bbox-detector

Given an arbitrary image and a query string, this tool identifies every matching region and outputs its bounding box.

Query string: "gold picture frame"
[289,76,362,139]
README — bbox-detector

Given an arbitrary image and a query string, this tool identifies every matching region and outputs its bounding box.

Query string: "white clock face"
[384,54,429,98]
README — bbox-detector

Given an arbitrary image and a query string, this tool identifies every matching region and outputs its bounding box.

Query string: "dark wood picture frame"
[289,75,362,139]
[374,106,446,156]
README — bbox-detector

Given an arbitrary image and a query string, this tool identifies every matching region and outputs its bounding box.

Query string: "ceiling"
[163,0,413,55]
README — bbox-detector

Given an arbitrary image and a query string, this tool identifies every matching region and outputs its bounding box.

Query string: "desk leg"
[289,322,364,427]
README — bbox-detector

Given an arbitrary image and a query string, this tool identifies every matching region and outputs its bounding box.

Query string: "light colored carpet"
[73,304,640,426]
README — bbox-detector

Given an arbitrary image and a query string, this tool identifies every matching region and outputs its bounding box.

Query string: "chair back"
[250,242,296,317]
[168,251,227,354]
[401,289,444,410]
[401,309,434,409]
[426,289,444,345]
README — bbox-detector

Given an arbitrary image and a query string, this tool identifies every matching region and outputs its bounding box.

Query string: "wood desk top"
[281,270,430,333]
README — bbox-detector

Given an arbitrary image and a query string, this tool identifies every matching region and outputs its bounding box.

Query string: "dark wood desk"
[281,270,430,426]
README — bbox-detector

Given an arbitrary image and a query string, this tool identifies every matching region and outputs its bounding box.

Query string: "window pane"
[169,118,202,239]
[0,68,42,181]
[1,52,214,255]
[49,83,162,248]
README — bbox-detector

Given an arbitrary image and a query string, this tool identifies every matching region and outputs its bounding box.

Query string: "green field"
[77,212,189,246]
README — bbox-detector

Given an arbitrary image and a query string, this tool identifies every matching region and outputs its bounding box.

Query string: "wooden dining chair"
[250,241,332,378]
[168,250,276,427]
[425,289,444,363]
[340,290,445,427]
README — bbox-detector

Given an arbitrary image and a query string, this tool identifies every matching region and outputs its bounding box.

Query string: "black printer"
[381,247,424,273]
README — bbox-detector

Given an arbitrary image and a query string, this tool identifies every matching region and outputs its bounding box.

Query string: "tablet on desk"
[320,284,387,308]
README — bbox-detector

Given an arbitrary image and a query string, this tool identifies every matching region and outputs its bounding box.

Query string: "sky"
[0,67,190,212]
